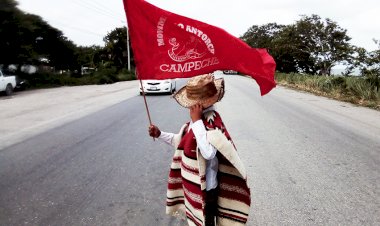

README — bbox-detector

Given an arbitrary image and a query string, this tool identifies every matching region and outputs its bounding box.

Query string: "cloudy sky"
[18,0,380,51]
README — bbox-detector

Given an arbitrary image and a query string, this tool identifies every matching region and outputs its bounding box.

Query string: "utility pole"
[127,27,131,71]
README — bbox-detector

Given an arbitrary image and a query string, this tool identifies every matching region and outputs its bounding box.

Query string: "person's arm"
[158,131,175,146]
[192,120,217,160]
[190,104,217,160]
[149,125,175,146]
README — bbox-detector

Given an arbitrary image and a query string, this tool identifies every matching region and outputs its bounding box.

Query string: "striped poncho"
[166,110,251,226]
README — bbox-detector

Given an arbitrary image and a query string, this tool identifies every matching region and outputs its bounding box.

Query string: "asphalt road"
[0,76,379,225]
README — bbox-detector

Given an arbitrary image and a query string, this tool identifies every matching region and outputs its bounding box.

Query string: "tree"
[366,40,380,73]
[75,45,100,67]
[0,0,78,72]
[291,15,353,75]
[366,40,380,90]
[241,23,285,50]
[270,25,307,73]
[241,15,354,75]
[0,0,35,67]
[349,40,380,90]
[103,27,134,70]
[241,23,299,73]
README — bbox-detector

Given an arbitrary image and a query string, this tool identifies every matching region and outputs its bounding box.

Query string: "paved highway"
[0,76,379,225]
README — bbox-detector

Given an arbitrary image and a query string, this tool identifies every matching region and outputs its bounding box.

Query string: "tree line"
[1,0,134,87]
[241,14,379,78]
[1,1,379,88]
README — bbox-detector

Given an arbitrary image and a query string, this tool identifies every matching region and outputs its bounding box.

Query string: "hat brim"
[173,78,224,108]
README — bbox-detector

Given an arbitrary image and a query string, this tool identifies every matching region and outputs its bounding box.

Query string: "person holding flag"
[123,0,277,225]
[149,73,250,226]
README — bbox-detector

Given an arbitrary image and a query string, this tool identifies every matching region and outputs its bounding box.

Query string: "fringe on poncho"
[166,110,251,226]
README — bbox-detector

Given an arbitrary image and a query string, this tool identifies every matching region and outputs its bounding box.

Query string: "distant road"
[0,76,379,225]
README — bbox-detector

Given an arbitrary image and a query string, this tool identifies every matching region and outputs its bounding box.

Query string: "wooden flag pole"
[139,79,155,141]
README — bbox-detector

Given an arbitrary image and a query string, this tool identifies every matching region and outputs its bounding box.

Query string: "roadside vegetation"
[22,68,136,88]
[1,0,379,111]
[275,73,380,110]
[241,14,380,110]
[1,0,135,89]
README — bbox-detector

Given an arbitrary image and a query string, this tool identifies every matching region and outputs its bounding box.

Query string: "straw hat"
[173,74,225,108]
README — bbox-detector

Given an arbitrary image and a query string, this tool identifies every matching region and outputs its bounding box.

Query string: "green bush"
[24,72,66,88]
[21,67,137,89]
[116,68,136,81]
[345,77,379,100]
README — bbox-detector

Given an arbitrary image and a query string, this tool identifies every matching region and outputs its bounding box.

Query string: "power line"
[19,0,128,45]
[72,0,125,23]
[81,0,126,19]
[48,19,104,38]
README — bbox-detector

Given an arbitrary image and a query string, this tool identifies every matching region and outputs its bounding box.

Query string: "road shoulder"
[0,81,139,149]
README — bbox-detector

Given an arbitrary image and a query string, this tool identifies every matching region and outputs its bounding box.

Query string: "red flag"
[123,0,276,95]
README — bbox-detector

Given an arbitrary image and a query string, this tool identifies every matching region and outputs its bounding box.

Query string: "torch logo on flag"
[156,16,220,73]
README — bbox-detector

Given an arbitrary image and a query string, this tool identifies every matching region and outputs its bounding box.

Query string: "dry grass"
[276,73,380,110]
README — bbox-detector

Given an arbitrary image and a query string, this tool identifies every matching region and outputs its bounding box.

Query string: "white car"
[139,79,176,95]
[0,69,16,96]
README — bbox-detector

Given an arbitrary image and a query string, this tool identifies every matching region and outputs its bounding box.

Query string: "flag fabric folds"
[123,0,276,95]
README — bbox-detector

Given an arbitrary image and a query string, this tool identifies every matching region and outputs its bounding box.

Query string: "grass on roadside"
[275,73,380,110]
